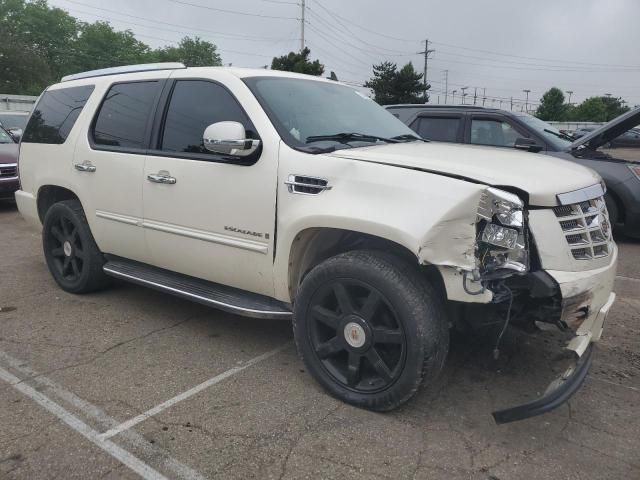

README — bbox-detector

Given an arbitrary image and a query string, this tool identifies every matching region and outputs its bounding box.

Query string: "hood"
[570,106,640,151]
[328,141,601,206]
[0,143,18,164]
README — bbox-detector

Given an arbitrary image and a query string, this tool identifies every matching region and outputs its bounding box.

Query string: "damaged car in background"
[15,64,617,423]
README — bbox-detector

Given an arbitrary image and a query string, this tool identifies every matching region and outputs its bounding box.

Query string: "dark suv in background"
[387,104,640,238]
[0,125,19,200]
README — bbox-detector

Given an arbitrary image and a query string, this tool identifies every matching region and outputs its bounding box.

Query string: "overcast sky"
[48,0,640,108]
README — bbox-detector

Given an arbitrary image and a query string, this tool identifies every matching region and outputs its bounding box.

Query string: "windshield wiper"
[544,128,574,142]
[392,134,427,142]
[305,132,399,145]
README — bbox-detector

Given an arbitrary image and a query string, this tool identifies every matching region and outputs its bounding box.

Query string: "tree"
[271,48,324,76]
[154,37,221,67]
[364,61,427,105]
[601,96,630,121]
[72,22,152,73]
[536,87,566,121]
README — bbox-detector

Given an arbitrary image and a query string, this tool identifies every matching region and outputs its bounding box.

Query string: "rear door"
[409,113,464,143]
[142,72,278,296]
[72,73,169,263]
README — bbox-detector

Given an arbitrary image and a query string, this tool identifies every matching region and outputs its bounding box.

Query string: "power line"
[164,0,299,20]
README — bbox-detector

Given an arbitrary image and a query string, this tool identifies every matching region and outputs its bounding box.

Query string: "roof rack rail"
[61,63,187,82]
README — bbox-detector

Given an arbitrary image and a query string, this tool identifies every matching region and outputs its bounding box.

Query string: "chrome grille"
[553,197,612,260]
[0,164,17,178]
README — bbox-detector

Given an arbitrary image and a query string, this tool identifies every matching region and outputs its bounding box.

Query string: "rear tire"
[42,200,109,294]
[293,250,449,411]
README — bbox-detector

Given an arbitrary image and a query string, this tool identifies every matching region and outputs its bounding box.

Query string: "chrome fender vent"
[285,175,332,195]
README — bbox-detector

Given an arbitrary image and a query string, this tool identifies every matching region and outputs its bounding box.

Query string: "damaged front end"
[433,184,617,424]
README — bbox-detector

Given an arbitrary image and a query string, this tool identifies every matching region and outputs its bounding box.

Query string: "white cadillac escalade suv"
[15,63,617,423]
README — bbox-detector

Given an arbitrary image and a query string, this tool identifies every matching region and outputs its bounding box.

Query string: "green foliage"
[364,61,427,105]
[0,0,223,94]
[535,87,566,121]
[271,47,324,76]
[155,37,222,67]
[535,87,631,122]
[567,96,630,122]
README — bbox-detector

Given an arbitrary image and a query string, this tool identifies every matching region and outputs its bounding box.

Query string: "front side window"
[414,116,461,142]
[92,81,160,149]
[244,77,420,153]
[22,85,94,144]
[160,80,256,155]
[470,118,521,147]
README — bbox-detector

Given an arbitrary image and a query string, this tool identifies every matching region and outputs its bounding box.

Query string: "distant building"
[0,94,37,112]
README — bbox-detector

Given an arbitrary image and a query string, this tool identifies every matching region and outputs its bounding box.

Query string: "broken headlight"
[476,187,529,276]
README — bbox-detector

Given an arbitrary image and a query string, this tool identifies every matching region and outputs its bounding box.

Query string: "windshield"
[512,112,573,150]
[0,113,28,130]
[0,127,14,143]
[243,77,420,152]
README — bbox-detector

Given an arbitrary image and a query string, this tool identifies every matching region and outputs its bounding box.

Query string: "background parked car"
[0,125,19,200]
[386,104,640,238]
[0,111,30,141]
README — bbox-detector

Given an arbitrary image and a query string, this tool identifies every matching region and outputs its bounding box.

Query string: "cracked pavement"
[0,200,639,479]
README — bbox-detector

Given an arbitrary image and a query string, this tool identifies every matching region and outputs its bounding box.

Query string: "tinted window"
[161,80,256,155]
[93,82,160,149]
[471,119,521,147]
[22,85,94,144]
[415,116,461,142]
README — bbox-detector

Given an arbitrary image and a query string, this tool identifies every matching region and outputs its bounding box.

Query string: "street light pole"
[452,89,457,104]
[461,86,468,105]
[523,89,531,112]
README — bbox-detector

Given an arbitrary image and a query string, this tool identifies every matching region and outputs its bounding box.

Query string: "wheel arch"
[285,227,444,302]
[37,185,81,223]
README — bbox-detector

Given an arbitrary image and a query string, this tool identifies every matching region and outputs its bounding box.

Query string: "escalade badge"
[224,226,269,239]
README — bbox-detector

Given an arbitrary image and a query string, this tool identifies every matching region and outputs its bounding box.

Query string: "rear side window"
[160,80,257,155]
[92,81,160,149]
[22,85,94,144]
[414,116,461,142]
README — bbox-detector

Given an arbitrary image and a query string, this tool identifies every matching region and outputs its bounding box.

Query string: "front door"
[142,76,278,296]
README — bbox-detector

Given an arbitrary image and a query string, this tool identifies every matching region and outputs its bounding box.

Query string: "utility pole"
[452,89,457,104]
[300,0,305,53]
[417,39,435,100]
[461,86,468,105]
[523,89,531,112]
[566,90,573,105]
[482,87,486,106]
[443,70,449,104]
[473,87,477,105]
[510,96,513,111]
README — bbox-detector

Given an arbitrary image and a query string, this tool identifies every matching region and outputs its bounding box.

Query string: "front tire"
[293,250,449,411]
[42,200,109,294]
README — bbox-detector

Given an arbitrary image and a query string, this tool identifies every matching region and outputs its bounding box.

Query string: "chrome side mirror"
[203,121,260,157]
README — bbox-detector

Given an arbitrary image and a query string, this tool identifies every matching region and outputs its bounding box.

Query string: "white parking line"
[98,342,292,440]
[0,350,208,480]
[0,365,170,480]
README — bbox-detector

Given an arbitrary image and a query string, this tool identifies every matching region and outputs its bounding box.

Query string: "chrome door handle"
[74,162,96,173]
[147,172,176,184]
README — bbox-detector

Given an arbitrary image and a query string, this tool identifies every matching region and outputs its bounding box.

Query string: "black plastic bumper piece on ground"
[492,345,594,424]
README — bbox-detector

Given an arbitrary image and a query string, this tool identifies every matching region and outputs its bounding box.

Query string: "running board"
[102,257,292,320]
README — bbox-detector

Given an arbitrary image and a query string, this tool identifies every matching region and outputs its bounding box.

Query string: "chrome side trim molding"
[0,176,18,183]
[141,220,268,254]
[96,210,140,226]
[103,267,292,319]
[556,183,605,206]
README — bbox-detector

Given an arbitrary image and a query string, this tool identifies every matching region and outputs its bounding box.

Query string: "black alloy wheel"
[308,279,406,393]
[42,200,109,293]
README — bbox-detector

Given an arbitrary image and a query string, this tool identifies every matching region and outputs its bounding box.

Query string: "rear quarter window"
[22,85,95,144]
